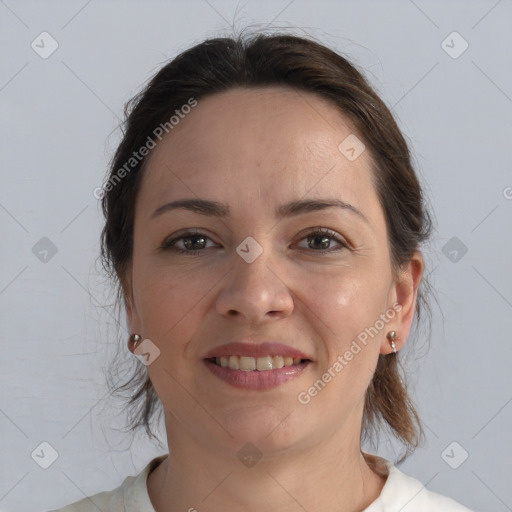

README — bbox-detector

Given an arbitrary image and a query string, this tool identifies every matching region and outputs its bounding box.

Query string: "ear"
[380,251,424,354]
[121,267,142,345]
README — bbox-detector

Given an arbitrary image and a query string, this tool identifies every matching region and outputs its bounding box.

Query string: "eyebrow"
[151,198,369,224]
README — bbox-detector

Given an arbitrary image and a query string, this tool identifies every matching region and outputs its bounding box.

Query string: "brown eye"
[160,231,216,254]
[296,228,348,253]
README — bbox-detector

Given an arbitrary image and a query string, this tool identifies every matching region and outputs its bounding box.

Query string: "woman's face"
[124,86,422,457]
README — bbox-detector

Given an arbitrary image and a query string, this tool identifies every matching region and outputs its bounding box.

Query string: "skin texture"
[123,86,424,512]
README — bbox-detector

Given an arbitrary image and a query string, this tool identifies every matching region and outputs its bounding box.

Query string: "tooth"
[257,356,273,371]
[273,355,284,368]
[239,356,256,371]
[219,355,303,370]
[228,356,240,370]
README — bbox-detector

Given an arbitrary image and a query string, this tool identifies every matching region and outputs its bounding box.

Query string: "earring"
[387,331,398,354]
[130,333,142,350]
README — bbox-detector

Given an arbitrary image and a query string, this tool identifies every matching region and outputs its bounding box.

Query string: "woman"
[52,31,474,511]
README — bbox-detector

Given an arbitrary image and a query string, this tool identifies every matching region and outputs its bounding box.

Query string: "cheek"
[299,265,390,397]
[132,260,207,354]
[304,274,384,392]
[133,269,206,405]
[303,266,390,341]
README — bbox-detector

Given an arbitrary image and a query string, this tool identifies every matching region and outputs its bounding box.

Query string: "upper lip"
[202,340,312,360]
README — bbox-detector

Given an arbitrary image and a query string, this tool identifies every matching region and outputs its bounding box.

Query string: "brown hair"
[100,30,433,459]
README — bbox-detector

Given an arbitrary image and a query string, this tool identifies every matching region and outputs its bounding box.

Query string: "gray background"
[1,1,511,511]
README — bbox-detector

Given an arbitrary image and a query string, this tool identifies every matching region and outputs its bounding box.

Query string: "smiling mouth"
[206,355,311,371]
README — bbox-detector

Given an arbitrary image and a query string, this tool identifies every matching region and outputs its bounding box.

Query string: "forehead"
[138,86,380,221]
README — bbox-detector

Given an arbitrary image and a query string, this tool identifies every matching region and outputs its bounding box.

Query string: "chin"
[214,406,307,454]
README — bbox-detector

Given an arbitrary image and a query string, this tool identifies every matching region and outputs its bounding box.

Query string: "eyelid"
[160,226,350,254]
[159,228,218,251]
[293,227,350,251]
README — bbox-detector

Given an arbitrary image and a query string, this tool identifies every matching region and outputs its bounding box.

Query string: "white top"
[49,454,474,512]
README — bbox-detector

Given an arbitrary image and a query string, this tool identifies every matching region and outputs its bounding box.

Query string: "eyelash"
[159,228,349,255]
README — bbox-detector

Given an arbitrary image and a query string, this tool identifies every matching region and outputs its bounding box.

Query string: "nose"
[215,242,294,324]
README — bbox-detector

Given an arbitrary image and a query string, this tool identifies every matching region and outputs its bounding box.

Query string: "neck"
[147,423,388,512]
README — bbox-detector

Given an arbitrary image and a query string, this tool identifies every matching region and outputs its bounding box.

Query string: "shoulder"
[365,460,475,512]
[49,476,135,512]
[48,454,168,512]
[47,481,127,512]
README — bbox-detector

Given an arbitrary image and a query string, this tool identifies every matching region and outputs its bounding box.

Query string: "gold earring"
[387,331,398,354]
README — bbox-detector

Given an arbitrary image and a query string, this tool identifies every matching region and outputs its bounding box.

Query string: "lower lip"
[203,359,311,390]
